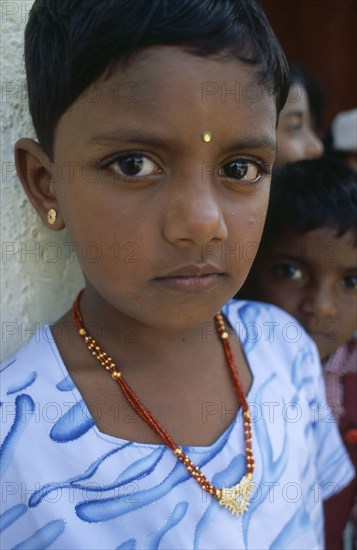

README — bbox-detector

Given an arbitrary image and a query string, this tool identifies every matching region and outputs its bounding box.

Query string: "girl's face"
[50,47,277,329]
[251,228,357,360]
[275,84,323,166]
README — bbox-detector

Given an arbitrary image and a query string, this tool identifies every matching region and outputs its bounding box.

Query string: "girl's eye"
[287,123,303,133]
[219,160,263,183]
[284,114,303,133]
[106,154,159,178]
[274,264,304,281]
[343,275,357,290]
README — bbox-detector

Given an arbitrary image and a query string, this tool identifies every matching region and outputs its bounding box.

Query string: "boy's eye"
[106,154,159,178]
[274,264,304,281]
[219,160,263,183]
[343,275,357,290]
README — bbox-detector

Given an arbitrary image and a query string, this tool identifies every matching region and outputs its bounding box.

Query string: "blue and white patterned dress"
[1,301,354,549]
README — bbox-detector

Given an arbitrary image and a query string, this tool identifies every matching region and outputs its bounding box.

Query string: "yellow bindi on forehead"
[202,130,212,143]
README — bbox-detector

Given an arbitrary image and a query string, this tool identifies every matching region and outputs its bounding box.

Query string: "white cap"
[331,109,357,152]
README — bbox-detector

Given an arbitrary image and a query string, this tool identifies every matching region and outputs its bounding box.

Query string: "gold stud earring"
[47,208,57,225]
[202,131,212,143]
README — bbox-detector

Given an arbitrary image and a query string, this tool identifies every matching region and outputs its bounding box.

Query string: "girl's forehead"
[105,46,256,86]
[87,46,273,113]
[55,46,277,155]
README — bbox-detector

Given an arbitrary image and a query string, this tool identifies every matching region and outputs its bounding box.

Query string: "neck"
[51,287,253,450]
[80,289,217,363]
[56,286,226,376]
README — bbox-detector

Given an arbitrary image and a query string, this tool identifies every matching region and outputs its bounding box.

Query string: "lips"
[154,263,226,291]
[158,263,223,278]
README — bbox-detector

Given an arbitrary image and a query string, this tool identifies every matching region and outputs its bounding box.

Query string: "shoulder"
[223,299,322,390]
[225,301,355,494]
[0,326,60,401]
[223,298,318,356]
[223,297,305,329]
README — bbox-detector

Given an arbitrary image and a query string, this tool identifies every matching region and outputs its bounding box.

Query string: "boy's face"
[275,85,323,166]
[252,227,357,359]
[36,47,277,328]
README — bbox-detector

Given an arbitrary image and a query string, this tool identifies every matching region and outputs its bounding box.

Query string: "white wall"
[1,0,84,361]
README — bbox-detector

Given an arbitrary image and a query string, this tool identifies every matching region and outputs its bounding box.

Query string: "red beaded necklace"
[72,290,254,515]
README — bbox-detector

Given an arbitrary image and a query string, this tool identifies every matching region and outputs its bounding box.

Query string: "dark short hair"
[262,158,357,246]
[24,0,289,158]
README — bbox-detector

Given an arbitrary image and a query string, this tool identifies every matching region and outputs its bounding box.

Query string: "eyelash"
[274,264,305,281]
[287,124,303,132]
[273,265,357,291]
[218,159,270,184]
[343,275,357,291]
[101,152,270,184]
[101,152,161,179]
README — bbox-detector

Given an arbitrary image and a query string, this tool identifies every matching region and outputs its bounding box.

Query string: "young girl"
[1,1,353,549]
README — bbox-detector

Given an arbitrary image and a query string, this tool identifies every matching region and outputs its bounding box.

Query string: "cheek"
[228,211,267,269]
[258,278,299,311]
[232,191,270,238]
[276,135,302,165]
[57,174,144,244]
[56,196,149,282]
[338,306,357,338]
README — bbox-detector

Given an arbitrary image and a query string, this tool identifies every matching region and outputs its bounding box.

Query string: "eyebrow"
[86,131,276,152]
[269,253,357,271]
[86,130,168,149]
[282,111,303,119]
[268,253,308,266]
[231,136,276,152]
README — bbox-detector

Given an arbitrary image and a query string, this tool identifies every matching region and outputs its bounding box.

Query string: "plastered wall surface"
[1,1,84,361]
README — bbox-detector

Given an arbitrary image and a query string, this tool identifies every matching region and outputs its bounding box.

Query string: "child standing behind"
[240,158,357,549]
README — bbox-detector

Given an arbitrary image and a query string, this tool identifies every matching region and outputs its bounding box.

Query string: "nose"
[305,129,324,159]
[301,283,338,318]
[162,177,228,246]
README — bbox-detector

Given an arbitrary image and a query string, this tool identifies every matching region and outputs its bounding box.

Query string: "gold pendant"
[217,474,253,516]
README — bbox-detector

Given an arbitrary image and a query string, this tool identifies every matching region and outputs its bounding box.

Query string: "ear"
[14,138,65,230]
